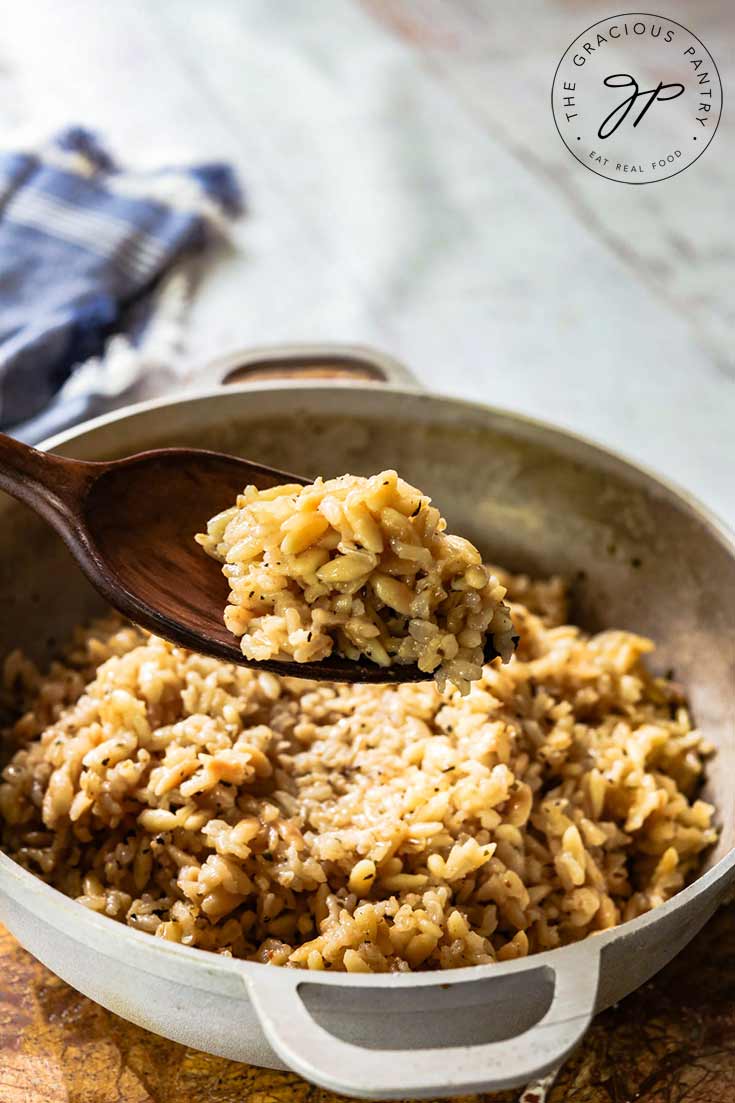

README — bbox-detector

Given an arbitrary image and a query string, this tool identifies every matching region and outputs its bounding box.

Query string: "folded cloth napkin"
[0,127,242,434]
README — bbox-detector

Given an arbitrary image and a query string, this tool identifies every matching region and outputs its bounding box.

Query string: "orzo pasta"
[196,470,515,693]
[0,570,716,972]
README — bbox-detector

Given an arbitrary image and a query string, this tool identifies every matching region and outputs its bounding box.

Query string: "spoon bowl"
[0,433,433,683]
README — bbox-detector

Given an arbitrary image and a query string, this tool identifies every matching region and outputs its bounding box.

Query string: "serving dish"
[0,344,733,1098]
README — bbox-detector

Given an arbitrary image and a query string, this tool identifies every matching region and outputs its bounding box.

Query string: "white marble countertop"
[1,0,733,521]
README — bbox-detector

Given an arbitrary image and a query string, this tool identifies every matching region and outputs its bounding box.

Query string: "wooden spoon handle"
[0,432,96,527]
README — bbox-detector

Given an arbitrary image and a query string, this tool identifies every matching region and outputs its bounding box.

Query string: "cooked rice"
[196,470,515,693]
[0,570,716,973]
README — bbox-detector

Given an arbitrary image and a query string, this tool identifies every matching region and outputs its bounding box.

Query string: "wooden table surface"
[0,1,733,1100]
[2,903,734,1103]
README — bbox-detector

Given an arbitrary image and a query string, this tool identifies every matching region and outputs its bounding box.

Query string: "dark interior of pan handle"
[220,353,387,385]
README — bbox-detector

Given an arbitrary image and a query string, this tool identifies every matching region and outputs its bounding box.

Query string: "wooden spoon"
[0,433,444,683]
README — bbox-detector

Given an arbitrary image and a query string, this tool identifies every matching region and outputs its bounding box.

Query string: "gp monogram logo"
[551,14,722,183]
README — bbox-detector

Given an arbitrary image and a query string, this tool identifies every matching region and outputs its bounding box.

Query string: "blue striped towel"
[0,127,241,437]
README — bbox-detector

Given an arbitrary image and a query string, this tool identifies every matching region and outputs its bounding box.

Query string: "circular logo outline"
[551,12,723,184]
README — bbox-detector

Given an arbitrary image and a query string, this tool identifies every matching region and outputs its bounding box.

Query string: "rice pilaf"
[0,569,716,972]
[196,470,515,693]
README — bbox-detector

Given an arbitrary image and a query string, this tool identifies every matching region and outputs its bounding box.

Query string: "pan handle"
[245,951,600,1098]
[209,342,422,389]
[14,344,422,446]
